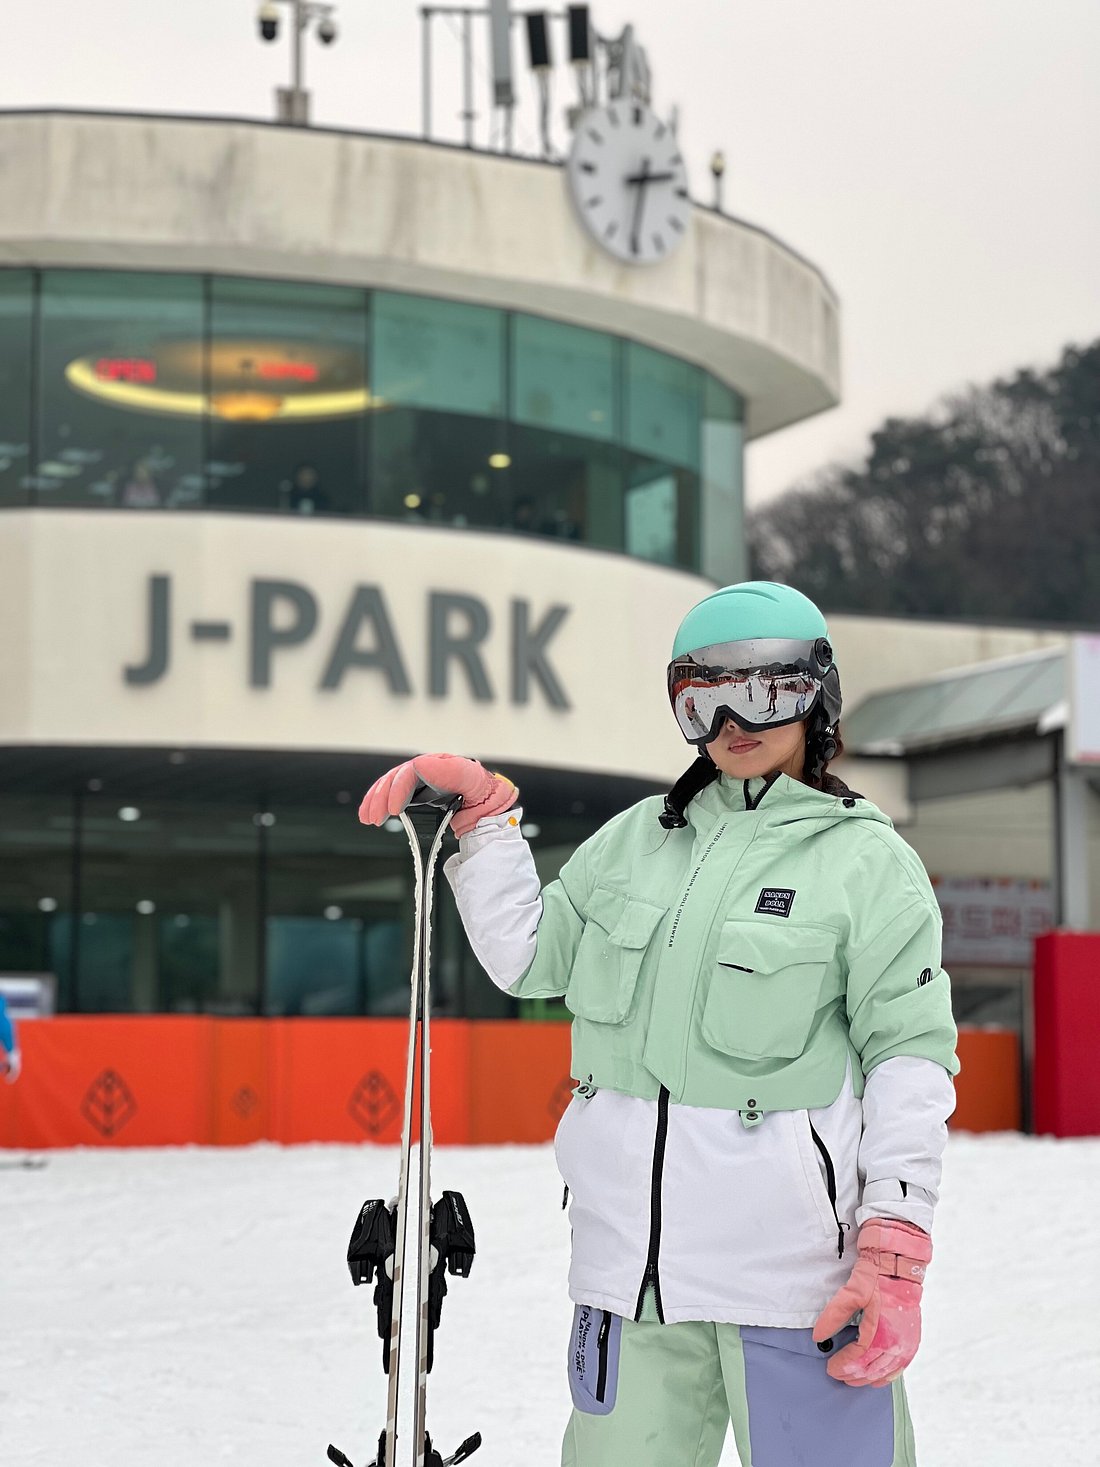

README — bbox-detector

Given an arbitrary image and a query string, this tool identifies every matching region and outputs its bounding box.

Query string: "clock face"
[566,103,691,265]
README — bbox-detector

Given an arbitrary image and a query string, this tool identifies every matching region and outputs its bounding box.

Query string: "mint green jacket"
[510,772,959,1114]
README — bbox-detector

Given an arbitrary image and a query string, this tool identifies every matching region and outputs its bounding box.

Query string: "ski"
[331,788,481,1467]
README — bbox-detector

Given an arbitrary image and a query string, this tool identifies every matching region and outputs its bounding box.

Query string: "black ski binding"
[328,1428,481,1467]
[346,1190,476,1374]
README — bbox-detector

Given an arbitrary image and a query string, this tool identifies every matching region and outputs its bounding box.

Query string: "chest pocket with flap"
[565,886,667,1025]
[702,920,837,1060]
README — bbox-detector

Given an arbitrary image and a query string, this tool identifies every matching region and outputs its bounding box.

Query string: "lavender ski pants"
[562,1306,918,1467]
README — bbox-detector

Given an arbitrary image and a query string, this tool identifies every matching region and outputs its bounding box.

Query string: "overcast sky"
[7,0,1099,508]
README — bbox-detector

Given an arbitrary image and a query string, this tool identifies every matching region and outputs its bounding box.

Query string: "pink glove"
[811,1218,931,1388]
[358,754,518,838]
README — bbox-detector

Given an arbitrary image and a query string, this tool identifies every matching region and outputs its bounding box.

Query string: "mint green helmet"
[671,580,829,657]
[668,581,841,745]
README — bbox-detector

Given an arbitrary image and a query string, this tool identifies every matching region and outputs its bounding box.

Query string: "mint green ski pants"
[561,1305,918,1467]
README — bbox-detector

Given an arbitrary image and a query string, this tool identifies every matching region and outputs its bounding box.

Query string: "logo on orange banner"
[232,1086,260,1119]
[81,1069,138,1138]
[348,1071,401,1136]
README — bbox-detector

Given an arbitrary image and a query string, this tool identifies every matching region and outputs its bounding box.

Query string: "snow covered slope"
[3,1135,1099,1466]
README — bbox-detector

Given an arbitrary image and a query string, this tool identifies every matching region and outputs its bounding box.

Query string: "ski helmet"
[668,581,842,745]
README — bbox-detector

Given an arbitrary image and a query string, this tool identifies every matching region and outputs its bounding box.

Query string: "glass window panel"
[700,375,746,583]
[507,425,623,549]
[624,342,701,471]
[372,406,510,529]
[74,795,261,1014]
[0,797,75,1009]
[511,314,617,442]
[625,458,699,569]
[207,277,368,517]
[263,807,412,1017]
[372,292,504,417]
[0,270,34,507]
[37,271,205,509]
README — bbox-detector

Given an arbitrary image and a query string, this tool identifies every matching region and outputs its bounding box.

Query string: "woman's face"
[705,716,807,781]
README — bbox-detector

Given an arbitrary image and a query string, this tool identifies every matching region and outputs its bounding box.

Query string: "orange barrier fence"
[0,1019,1018,1148]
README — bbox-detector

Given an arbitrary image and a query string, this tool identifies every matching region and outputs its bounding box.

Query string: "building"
[0,108,840,1028]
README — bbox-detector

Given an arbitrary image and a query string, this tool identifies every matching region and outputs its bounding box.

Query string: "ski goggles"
[667,637,833,744]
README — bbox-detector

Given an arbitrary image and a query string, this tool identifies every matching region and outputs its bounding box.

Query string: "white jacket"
[445,810,956,1327]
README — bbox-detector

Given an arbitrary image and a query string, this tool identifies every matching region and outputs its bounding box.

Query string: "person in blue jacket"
[0,993,21,1082]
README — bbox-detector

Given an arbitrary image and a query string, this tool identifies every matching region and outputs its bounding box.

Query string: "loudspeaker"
[525,12,551,70]
[568,4,591,63]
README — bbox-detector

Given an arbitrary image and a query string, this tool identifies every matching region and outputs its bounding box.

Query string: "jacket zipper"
[595,1310,611,1401]
[808,1121,846,1259]
[634,1086,670,1322]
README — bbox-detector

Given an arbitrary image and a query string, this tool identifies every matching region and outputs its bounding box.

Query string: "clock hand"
[624,170,674,185]
[630,156,651,257]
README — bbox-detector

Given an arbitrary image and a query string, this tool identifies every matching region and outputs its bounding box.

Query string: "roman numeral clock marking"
[567,103,692,267]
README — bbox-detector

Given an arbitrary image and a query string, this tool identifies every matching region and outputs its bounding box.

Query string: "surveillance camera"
[258,2,279,41]
[317,16,337,44]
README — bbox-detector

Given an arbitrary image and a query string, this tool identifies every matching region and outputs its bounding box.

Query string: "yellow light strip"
[65,359,379,420]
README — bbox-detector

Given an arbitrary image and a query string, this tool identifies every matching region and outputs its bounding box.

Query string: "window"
[373,292,505,417]
[624,343,702,569]
[72,795,261,1014]
[700,376,746,584]
[207,277,369,517]
[512,315,617,442]
[0,271,33,507]
[37,271,205,509]
[371,292,508,527]
[263,808,411,1017]
[8,270,746,576]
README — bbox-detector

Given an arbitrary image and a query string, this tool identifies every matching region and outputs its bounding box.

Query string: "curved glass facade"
[0,268,745,578]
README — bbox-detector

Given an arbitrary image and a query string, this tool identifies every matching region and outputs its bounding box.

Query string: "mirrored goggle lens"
[671,671,821,741]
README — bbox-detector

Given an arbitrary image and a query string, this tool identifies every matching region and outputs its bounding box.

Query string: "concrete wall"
[0,509,709,786]
[0,110,840,440]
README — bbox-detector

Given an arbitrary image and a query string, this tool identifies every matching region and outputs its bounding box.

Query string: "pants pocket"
[567,1304,622,1416]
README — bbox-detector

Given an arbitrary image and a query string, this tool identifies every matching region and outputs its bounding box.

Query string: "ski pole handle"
[407,783,464,816]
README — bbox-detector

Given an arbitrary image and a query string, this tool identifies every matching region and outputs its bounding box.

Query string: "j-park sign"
[124,574,572,708]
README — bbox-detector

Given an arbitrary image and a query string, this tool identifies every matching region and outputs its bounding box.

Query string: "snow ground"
[4,1134,1099,1467]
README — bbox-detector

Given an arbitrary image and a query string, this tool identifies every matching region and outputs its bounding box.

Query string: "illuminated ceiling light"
[36,461,84,478]
[488,452,512,469]
[65,340,379,423]
[323,905,344,921]
[136,900,157,915]
[87,778,104,792]
[37,897,58,913]
[521,822,542,838]
[384,817,404,833]
[210,392,285,421]
[117,806,141,822]
[404,493,422,509]
[254,812,277,827]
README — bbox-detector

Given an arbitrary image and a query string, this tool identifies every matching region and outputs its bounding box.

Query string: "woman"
[360,581,959,1467]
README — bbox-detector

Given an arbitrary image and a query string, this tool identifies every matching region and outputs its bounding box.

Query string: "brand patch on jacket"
[755,887,796,918]
[918,967,934,987]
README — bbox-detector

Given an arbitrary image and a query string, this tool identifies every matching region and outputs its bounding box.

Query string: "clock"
[566,102,692,265]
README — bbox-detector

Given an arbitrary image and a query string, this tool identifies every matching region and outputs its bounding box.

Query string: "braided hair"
[658,713,859,829]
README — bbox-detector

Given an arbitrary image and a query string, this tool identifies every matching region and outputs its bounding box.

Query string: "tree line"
[749,340,1100,625]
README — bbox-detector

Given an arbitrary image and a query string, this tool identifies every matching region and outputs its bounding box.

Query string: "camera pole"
[256,0,339,126]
